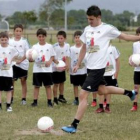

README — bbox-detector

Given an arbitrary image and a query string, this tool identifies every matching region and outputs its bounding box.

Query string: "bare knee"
[98,85,108,95]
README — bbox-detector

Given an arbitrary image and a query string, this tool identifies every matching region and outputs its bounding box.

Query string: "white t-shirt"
[0,45,19,77]
[70,45,87,75]
[133,41,140,71]
[32,43,56,73]
[9,37,30,70]
[52,42,70,72]
[104,46,120,76]
[80,23,121,69]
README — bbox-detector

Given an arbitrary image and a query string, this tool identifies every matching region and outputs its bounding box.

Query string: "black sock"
[0,103,1,108]
[11,97,13,102]
[134,102,137,106]
[106,104,110,108]
[6,103,11,108]
[34,99,37,104]
[48,99,52,104]
[104,99,107,102]
[99,104,103,109]
[71,119,80,129]
[59,95,63,99]
[93,99,96,102]
[124,90,137,98]
[54,97,58,102]
[22,98,26,101]
[75,97,79,101]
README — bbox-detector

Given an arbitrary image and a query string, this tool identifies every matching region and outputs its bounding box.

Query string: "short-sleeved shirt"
[9,37,30,70]
[0,45,19,77]
[32,43,56,73]
[132,41,140,72]
[70,45,87,75]
[52,42,70,72]
[80,23,121,70]
[104,46,120,76]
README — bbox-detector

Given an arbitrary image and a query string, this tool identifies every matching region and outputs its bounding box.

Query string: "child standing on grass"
[52,31,70,105]
[0,32,19,112]
[9,24,30,105]
[129,27,140,111]
[30,28,55,107]
[70,31,87,105]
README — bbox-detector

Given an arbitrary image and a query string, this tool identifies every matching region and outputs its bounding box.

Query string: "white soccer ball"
[131,54,140,66]
[37,116,54,132]
[26,49,38,61]
[56,60,66,72]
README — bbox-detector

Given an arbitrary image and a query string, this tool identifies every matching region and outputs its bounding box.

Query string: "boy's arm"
[114,58,120,79]
[65,56,69,71]
[118,33,140,41]
[45,56,54,67]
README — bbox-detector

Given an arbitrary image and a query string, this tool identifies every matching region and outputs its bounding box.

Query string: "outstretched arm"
[118,33,140,41]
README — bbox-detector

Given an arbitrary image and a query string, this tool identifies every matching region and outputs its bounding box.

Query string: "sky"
[0,0,140,16]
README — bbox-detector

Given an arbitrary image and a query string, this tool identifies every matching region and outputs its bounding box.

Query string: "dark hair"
[36,28,47,36]
[74,31,82,37]
[86,5,101,17]
[0,32,9,38]
[136,27,140,35]
[14,24,24,31]
[57,31,66,38]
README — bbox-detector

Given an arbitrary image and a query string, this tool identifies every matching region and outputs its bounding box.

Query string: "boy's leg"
[11,81,14,104]
[131,85,139,111]
[73,86,79,105]
[58,82,67,103]
[0,91,2,109]
[62,89,89,133]
[53,84,59,105]
[45,86,53,107]
[95,95,104,113]
[20,77,27,105]
[6,91,12,112]
[104,94,111,113]
[31,86,39,107]
[91,93,97,107]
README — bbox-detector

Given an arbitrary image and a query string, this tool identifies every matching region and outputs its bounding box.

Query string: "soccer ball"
[26,49,38,61]
[129,54,140,66]
[56,60,66,72]
[37,116,54,132]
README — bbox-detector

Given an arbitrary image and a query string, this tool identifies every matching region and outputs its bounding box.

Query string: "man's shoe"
[130,105,137,111]
[95,108,104,113]
[91,101,97,107]
[31,102,37,107]
[62,125,76,133]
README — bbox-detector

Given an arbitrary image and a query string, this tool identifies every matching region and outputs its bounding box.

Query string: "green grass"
[1,32,140,140]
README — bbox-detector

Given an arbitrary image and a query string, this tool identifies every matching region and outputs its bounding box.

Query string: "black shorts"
[134,71,140,85]
[0,77,13,91]
[13,65,28,80]
[82,68,106,92]
[104,76,118,87]
[52,71,66,84]
[70,74,87,87]
[33,73,53,87]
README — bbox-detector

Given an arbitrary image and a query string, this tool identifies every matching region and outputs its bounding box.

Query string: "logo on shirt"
[87,86,91,89]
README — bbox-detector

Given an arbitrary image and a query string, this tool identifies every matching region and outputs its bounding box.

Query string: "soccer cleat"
[48,102,53,108]
[21,100,26,105]
[31,102,37,107]
[62,125,77,133]
[53,100,59,106]
[130,105,137,111]
[95,108,104,113]
[72,100,79,105]
[103,101,107,108]
[58,97,67,103]
[105,107,111,113]
[130,90,137,101]
[7,106,12,112]
[91,101,97,107]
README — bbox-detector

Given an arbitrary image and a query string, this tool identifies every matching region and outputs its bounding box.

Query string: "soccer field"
[0,32,140,140]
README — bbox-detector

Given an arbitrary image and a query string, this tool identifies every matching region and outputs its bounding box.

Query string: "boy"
[30,28,55,107]
[0,32,18,112]
[70,31,87,105]
[9,24,30,105]
[52,31,70,105]
[129,27,140,111]
[62,5,140,133]
[95,45,120,113]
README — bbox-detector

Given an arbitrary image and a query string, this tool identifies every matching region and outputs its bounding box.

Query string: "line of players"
[0,24,140,112]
